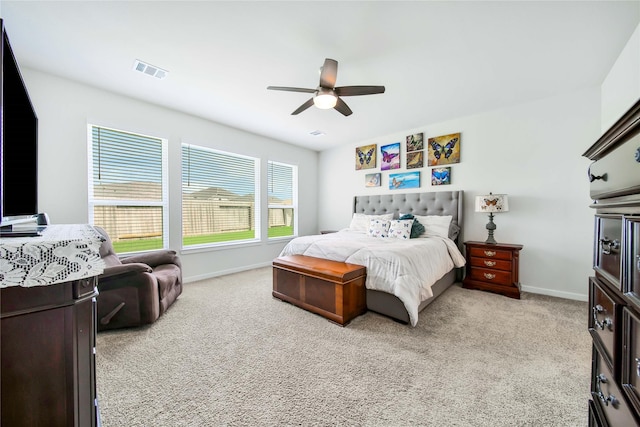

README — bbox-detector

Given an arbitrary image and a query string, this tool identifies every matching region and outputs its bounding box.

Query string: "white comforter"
[279,229,466,326]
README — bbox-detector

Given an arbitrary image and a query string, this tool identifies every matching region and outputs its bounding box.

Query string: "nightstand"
[462,241,523,299]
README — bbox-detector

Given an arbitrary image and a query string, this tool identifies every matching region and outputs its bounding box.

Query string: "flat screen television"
[0,19,38,231]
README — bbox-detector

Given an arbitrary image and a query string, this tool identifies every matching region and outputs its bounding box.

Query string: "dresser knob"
[589,172,608,182]
[483,273,496,280]
[600,237,620,255]
[484,260,496,267]
[592,305,613,331]
[596,373,620,408]
[483,250,496,257]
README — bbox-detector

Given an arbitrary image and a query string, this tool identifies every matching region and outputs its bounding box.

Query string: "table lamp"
[475,193,509,244]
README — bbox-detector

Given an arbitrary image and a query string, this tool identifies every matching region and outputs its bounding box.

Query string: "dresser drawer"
[469,257,512,271]
[589,130,640,200]
[622,307,640,416]
[625,217,640,305]
[466,267,512,286]
[592,345,637,427]
[468,247,513,261]
[589,277,620,372]
[595,215,622,289]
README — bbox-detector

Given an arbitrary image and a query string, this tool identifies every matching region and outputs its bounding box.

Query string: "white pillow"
[388,219,414,240]
[413,215,452,238]
[349,213,394,232]
[368,219,390,238]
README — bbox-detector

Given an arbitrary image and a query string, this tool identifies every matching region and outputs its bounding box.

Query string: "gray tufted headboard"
[353,190,464,249]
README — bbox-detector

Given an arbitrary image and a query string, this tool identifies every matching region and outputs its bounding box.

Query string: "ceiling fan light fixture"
[313,90,337,109]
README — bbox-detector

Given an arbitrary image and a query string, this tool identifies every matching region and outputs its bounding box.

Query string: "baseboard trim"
[521,285,588,302]
[184,262,272,284]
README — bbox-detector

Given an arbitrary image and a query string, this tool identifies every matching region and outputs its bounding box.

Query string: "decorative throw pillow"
[368,219,390,238]
[412,215,453,239]
[399,213,426,238]
[388,219,414,240]
[349,213,394,232]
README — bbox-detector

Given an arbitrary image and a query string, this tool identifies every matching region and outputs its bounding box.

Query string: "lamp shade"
[313,88,337,109]
[475,193,509,213]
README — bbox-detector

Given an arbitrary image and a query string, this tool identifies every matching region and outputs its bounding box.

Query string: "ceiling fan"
[267,58,385,116]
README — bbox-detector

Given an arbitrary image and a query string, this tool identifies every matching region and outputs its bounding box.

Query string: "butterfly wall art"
[406,133,424,152]
[389,171,420,190]
[355,144,376,170]
[380,142,400,171]
[365,173,381,187]
[406,151,423,169]
[431,167,451,185]
[428,132,461,166]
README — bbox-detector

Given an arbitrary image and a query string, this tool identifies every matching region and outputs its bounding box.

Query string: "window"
[268,161,297,238]
[88,125,168,254]
[182,143,259,247]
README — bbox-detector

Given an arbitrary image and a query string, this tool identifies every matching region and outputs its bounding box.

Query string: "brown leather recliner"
[94,226,183,331]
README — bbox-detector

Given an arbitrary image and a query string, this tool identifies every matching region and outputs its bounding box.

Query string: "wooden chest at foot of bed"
[272,255,367,326]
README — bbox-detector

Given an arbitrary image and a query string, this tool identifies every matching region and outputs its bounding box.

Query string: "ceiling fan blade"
[334,97,353,116]
[267,86,316,94]
[335,86,386,96]
[291,98,315,115]
[319,58,338,88]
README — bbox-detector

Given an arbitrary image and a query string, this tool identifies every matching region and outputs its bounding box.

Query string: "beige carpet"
[96,267,591,426]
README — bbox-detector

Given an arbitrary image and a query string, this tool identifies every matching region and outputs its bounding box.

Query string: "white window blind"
[88,125,168,254]
[268,160,297,238]
[182,143,259,247]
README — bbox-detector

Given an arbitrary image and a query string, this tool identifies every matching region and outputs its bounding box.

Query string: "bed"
[279,190,465,325]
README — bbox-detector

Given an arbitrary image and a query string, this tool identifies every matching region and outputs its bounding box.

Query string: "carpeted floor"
[96,267,591,426]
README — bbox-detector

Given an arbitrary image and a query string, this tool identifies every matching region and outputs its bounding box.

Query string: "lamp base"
[485,213,497,244]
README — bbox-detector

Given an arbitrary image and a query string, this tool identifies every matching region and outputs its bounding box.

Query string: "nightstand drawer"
[466,267,512,286]
[468,247,513,260]
[470,256,512,271]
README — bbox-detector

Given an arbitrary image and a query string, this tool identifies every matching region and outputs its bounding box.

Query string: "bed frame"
[353,190,464,323]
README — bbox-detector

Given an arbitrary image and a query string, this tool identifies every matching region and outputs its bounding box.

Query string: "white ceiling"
[2,1,639,151]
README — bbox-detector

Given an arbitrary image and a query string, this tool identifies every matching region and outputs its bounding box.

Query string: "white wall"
[318,87,601,301]
[22,69,318,282]
[601,22,640,132]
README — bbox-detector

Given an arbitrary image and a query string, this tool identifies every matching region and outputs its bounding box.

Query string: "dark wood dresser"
[462,241,523,299]
[0,225,103,426]
[1,279,98,426]
[584,98,640,426]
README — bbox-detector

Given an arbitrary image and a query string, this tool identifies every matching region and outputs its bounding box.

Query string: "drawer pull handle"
[589,172,607,182]
[483,250,496,257]
[635,358,640,378]
[484,260,497,267]
[600,237,620,255]
[636,255,640,273]
[595,373,620,408]
[592,305,613,331]
[483,273,496,280]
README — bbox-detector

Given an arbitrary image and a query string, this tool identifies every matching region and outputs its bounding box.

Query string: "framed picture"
[389,171,420,190]
[381,142,400,171]
[406,133,424,152]
[406,151,423,169]
[427,132,460,166]
[431,167,451,185]
[355,144,376,170]
[365,173,381,187]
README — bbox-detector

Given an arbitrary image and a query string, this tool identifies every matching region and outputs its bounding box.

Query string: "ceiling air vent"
[133,59,168,80]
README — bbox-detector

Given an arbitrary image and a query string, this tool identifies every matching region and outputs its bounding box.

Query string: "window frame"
[87,124,169,253]
[181,142,261,250]
[267,160,298,241]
